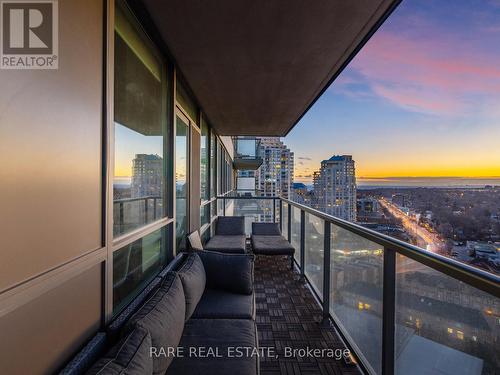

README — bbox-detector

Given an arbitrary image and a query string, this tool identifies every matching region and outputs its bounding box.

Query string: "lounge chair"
[204,216,247,254]
[251,222,295,269]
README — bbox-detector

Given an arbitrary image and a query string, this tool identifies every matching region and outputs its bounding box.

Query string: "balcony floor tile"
[254,255,361,375]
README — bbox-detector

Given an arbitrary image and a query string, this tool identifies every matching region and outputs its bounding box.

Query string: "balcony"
[216,192,500,375]
[3,1,499,374]
[233,137,263,170]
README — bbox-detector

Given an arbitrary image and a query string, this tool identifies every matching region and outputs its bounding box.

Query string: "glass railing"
[216,193,500,375]
[218,193,279,236]
[234,137,261,159]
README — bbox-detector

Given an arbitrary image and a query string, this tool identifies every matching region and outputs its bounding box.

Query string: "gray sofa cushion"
[167,319,258,375]
[197,251,254,295]
[251,235,295,255]
[204,235,246,254]
[191,289,255,320]
[177,253,206,320]
[86,327,152,375]
[215,216,245,235]
[124,272,185,375]
[252,222,281,236]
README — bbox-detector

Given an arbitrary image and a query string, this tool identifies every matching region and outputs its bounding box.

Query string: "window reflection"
[176,115,189,249]
[113,3,165,237]
[113,228,166,314]
[200,121,209,201]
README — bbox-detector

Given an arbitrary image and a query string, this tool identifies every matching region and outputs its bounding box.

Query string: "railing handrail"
[113,196,162,204]
[217,193,279,200]
[280,197,500,298]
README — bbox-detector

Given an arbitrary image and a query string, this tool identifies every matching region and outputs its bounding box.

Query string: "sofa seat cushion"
[204,235,246,254]
[251,235,295,255]
[177,253,206,321]
[86,327,153,375]
[191,289,255,320]
[167,319,258,375]
[124,272,186,375]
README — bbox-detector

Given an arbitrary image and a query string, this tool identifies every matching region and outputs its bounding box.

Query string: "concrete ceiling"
[142,0,399,136]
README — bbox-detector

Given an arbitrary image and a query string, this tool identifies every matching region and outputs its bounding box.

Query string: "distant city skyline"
[287,0,500,184]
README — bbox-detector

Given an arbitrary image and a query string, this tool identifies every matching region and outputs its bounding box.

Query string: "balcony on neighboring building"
[233,137,264,170]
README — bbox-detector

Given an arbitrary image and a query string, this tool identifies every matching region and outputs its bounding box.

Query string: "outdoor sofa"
[59,251,258,375]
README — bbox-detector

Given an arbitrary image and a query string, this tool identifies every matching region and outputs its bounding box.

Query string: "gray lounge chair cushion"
[251,235,295,255]
[215,216,245,235]
[197,251,254,295]
[124,272,185,375]
[252,222,281,236]
[86,327,153,375]
[191,289,255,320]
[167,319,258,375]
[204,235,246,254]
[177,253,206,320]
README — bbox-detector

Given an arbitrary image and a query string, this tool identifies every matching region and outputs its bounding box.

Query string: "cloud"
[345,28,500,116]
[298,157,312,160]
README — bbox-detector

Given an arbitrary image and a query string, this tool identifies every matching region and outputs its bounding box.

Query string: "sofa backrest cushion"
[252,222,281,236]
[215,216,245,235]
[106,277,162,344]
[123,272,185,374]
[187,231,204,251]
[86,327,153,375]
[197,251,254,295]
[177,253,206,320]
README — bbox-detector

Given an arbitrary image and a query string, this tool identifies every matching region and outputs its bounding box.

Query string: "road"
[378,198,446,253]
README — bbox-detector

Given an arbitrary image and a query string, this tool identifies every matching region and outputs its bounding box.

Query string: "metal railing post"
[287,204,292,243]
[144,198,148,223]
[153,198,157,220]
[272,198,276,223]
[321,221,331,325]
[223,197,226,216]
[279,199,283,232]
[382,247,396,375]
[300,209,305,281]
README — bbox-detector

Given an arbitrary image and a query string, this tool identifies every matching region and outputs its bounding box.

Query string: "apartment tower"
[313,155,357,222]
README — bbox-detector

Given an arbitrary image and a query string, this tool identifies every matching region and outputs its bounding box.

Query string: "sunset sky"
[287,0,500,184]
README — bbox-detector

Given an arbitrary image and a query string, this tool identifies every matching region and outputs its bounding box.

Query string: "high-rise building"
[291,182,312,205]
[236,137,294,198]
[255,137,294,198]
[312,155,356,222]
[131,154,163,198]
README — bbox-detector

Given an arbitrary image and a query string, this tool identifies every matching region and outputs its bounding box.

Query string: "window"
[175,114,189,250]
[210,132,216,199]
[112,228,167,314]
[113,2,166,237]
[176,81,197,123]
[200,119,209,201]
